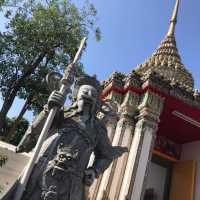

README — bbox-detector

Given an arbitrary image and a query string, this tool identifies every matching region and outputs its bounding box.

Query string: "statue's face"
[77,85,98,107]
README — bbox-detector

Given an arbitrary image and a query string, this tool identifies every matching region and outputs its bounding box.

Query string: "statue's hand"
[15,132,36,153]
[48,90,66,110]
[84,167,96,186]
[111,146,128,160]
[15,145,26,153]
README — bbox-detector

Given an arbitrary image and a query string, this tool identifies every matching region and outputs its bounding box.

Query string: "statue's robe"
[5,108,126,200]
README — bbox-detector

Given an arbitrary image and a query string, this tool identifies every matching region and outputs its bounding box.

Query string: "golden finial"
[167,0,180,36]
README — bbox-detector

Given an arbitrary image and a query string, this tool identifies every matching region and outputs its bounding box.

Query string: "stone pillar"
[120,90,164,200]
[88,88,123,200]
[89,110,119,200]
[95,107,123,200]
[107,90,139,200]
[87,117,117,200]
[96,72,141,200]
[87,72,125,200]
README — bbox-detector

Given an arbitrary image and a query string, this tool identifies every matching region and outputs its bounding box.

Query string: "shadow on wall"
[144,188,157,200]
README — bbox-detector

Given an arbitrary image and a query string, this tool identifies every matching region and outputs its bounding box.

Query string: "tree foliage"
[1,117,29,144]
[0,0,100,132]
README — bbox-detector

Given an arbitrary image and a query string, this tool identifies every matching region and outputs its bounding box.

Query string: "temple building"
[87,0,200,200]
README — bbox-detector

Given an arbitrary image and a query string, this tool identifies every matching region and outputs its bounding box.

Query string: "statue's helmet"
[69,74,118,118]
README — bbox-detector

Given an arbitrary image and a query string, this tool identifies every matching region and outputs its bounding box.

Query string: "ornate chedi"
[135,0,194,92]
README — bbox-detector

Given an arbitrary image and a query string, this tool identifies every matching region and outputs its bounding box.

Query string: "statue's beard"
[77,98,94,114]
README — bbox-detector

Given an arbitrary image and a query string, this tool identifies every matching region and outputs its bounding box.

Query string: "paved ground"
[0,141,30,199]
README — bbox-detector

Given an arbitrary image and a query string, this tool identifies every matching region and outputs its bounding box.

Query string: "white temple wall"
[181,140,200,200]
[145,162,167,200]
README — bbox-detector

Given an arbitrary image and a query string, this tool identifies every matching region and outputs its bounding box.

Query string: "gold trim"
[153,150,178,162]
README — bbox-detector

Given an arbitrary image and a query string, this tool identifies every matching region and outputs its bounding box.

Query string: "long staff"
[14,37,87,200]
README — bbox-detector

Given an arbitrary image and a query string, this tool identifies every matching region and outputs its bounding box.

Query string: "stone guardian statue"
[12,74,127,200]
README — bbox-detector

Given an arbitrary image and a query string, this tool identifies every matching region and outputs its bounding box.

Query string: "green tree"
[0,116,29,144]
[0,0,100,133]
[6,117,29,145]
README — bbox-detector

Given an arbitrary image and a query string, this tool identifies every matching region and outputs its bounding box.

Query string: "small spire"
[167,0,180,36]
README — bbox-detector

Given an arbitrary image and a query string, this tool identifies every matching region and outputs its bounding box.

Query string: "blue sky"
[82,0,200,84]
[0,0,200,121]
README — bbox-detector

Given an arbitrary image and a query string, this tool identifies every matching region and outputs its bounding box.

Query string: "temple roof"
[102,1,200,145]
[135,0,194,91]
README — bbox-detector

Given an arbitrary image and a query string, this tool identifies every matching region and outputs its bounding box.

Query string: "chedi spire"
[135,0,194,91]
[167,0,179,36]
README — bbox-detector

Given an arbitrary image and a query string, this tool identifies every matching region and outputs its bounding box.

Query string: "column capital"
[105,90,123,105]
[124,71,142,89]
[137,90,164,123]
[103,71,125,89]
[119,90,140,120]
[98,99,120,125]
